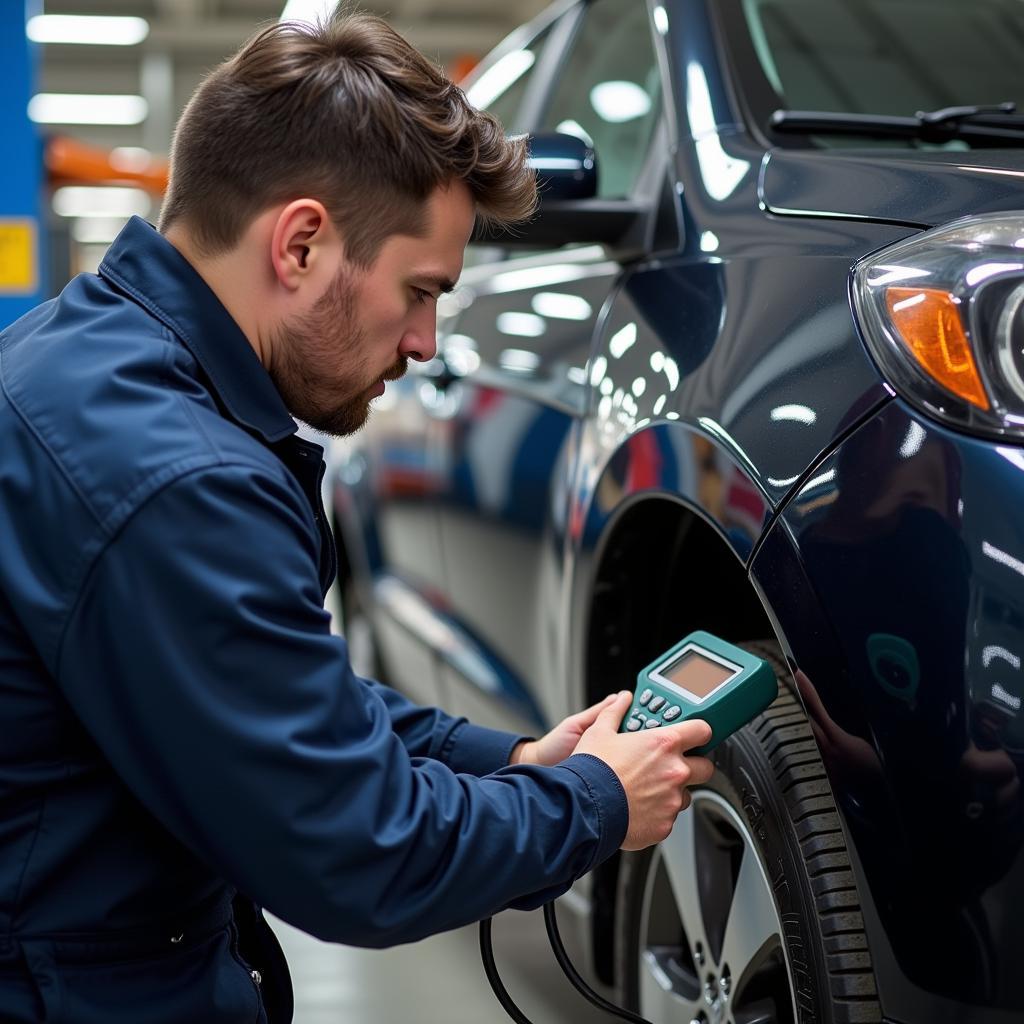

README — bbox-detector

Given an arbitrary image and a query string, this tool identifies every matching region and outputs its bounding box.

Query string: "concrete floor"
[269,906,621,1024]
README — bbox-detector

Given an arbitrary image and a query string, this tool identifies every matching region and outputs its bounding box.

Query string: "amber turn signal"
[884,286,990,411]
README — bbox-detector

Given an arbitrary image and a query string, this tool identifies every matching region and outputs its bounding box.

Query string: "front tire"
[615,642,881,1024]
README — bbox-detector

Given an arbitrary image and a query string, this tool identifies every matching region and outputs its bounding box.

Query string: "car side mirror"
[473,132,655,255]
[528,132,598,201]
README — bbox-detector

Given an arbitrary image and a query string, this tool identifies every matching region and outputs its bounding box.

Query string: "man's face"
[269,181,475,436]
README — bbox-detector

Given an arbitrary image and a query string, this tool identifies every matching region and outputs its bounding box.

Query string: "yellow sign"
[0,219,38,295]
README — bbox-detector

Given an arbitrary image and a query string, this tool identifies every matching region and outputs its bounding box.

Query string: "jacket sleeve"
[56,462,627,946]
[367,680,532,777]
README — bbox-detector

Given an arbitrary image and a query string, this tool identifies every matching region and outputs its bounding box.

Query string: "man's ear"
[270,199,337,291]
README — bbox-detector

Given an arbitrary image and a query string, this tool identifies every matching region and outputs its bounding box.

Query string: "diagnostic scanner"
[621,631,777,754]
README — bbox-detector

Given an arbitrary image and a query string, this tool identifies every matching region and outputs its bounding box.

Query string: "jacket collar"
[98,216,297,444]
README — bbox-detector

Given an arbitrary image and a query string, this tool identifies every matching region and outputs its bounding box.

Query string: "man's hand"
[509,692,623,767]
[573,691,715,851]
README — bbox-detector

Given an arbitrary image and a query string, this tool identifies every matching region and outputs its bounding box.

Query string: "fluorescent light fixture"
[29,94,147,126]
[467,50,535,110]
[531,292,592,320]
[53,187,150,219]
[490,263,589,293]
[27,15,149,46]
[496,312,546,337]
[499,348,541,372]
[110,147,153,173]
[280,0,337,24]
[71,216,132,244]
[589,81,651,124]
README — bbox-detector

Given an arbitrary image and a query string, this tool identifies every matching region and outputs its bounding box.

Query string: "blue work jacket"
[0,217,628,1022]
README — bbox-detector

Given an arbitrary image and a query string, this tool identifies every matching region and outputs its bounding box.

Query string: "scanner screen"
[661,650,736,698]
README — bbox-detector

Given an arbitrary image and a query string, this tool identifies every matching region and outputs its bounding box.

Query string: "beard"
[268,267,407,437]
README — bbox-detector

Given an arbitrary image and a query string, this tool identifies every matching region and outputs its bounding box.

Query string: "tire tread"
[742,641,882,1024]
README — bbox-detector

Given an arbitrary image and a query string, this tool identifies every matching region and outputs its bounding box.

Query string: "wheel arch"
[580,492,779,986]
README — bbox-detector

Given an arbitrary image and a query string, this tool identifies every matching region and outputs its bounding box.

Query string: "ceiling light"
[531,292,592,320]
[467,50,535,110]
[589,81,652,124]
[110,147,153,173]
[27,15,149,46]
[496,312,546,337]
[71,217,131,245]
[53,187,151,219]
[29,94,148,126]
[499,348,541,373]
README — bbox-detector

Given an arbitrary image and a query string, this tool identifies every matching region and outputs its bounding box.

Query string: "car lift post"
[1,1,45,329]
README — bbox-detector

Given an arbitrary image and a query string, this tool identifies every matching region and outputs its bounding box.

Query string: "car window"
[738,0,1024,148]
[462,22,556,269]
[538,0,662,198]
[466,22,554,135]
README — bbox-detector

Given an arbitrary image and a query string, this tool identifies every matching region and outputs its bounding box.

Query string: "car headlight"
[852,212,1024,439]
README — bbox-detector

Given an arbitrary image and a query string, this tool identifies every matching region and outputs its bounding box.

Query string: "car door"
[335,9,566,706]
[428,0,668,733]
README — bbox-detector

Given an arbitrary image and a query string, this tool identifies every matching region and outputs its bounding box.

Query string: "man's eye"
[413,288,433,305]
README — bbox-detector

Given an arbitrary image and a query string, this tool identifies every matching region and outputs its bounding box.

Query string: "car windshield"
[735,0,1024,148]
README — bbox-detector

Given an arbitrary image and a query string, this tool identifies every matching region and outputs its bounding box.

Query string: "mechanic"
[0,12,714,1023]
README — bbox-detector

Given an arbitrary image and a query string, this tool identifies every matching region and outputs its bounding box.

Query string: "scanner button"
[626,718,643,731]
[644,719,661,728]
[647,696,667,713]
[639,688,653,706]
[663,705,682,721]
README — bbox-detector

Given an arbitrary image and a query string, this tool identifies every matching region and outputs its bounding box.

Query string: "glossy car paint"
[331,0,1024,1019]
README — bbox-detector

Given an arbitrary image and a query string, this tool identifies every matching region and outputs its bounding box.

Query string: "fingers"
[593,690,634,731]
[662,717,712,752]
[571,691,623,731]
[682,755,715,787]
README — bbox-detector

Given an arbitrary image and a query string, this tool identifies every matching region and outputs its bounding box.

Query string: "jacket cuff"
[439,720,533,777]
[560,753,629,868]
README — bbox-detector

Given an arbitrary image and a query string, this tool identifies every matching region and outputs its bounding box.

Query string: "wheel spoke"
[719,846,780,987]
[639,950,698,1024]
[659,809,710,956]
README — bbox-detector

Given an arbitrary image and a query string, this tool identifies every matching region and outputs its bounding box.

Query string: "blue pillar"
[0,0,45,329]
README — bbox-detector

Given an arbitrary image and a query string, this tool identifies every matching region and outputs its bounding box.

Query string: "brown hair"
[159,10,536,264]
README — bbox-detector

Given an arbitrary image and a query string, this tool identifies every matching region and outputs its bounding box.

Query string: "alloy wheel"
[636,790,796,1024]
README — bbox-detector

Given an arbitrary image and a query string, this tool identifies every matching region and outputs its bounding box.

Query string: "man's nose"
[399,322,437,363]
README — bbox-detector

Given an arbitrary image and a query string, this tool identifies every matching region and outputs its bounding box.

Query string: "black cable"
[543,901,653,1024]
[478,916,536,1024]
[479,905,655,1024]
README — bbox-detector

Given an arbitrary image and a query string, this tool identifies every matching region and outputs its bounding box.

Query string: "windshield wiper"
[770,102,1024,144]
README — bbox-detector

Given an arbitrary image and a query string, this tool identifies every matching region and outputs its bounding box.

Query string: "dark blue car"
[331,1,1024,1021]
